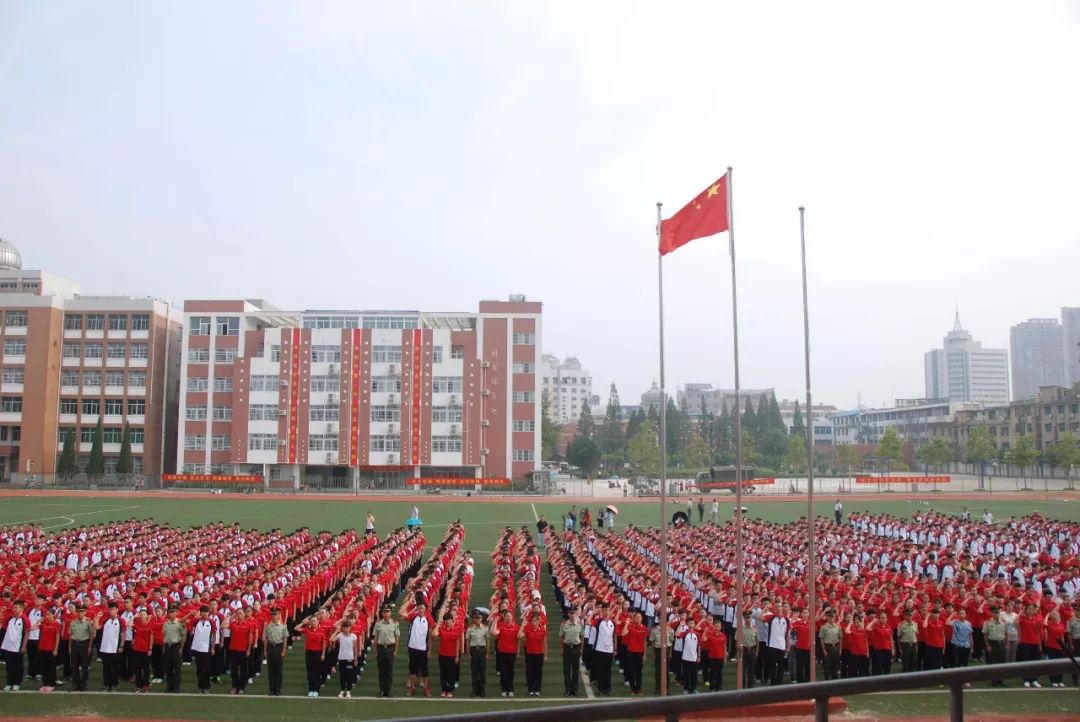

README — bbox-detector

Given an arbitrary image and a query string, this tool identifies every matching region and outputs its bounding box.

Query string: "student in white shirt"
[331,620,360,698]
[189,605,216,693]
[592,605,616,695]
[98,602,125,691]
[2,599,28,691]
[680,626,701,694]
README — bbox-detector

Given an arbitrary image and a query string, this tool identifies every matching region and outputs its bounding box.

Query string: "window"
[512,391,535,403]
[188,348,210,363]
[103,427,122,444]
[64,314,82,330]
[107,343,127,359]
[3,339,26,356]
[5,310,27,327]
[82,399,100,415]
[213,377,233,392]
[58,427,75,442]
[432,346,444,363]
[310,405,340,422]
[249,404,278,421]
[371,376,402,393]
[215,347,237,363]
[369,434,401,452]
[82,370,102,387]
[1,368,24,385]
[361,316,418,330]
[131,314,150,331]
[211,434,231,450]
[182,463,207,474]
[302,315,360,329]
[431,405,463,423]
[84,343,103,359]
[431,436,463,453]
[60,398,78,414]
[270,345,281,362]
[310,375,340,392]
[187,377,209,392]
[106,371,124,387]
[184,434,206,450]
[104,399,123,415]
[0,396,22,413]
[186,405,208,421]
[130,428,144,445]
[370,405,401,422]
[308,434,339,452]
[61,370,80,386]
[0,281,14,290]
[512,333,535,345]
[451,345,465,360]
[372,345,403,363]
[190,316,211,336]
[212,406,232,421]
[129,343,149,359]
[512,449,535,461]
[108,315,128,331]
[81,427,94,444]
[513,420,535,432]
[62,343,81,359]
[311,345,342,363]
[215,317,239,336]
[128,371,146,388]
[432,376,463,393]
[512,363,535,373]
[250,375,280,392]
[248,434,278,451]
[85,314,104,330]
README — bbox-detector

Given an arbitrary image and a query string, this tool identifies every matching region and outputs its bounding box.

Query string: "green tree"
[597,384,626,465]
[916,437,954,472]
[567,436,602,477]
[964,427,996,466]
[738,429,759,467]
[540,390,562,460]
[783,433,808,473]
[665,398,690,463]
[57,429,77,478]
[717,402,734,459]
[791,400,805,439]
[86,417,106,477]
[627,420,661,477]
[682,432,712,471]
[1005,434,1037,482]
[116,423,133,475]
[742,397,757,443]
[1047,434,1079,479]
[759,428,789,470]
[697,410,717,453]
[625,407,645,444]
[833,444,862,473]
[877,427,904,471]
[576,401,594,440]
[764,394,786,435]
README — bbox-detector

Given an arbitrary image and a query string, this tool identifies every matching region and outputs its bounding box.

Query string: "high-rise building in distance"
[924,313,1009,406]
[1010,318,1065,400]
[1061,307,1080,387]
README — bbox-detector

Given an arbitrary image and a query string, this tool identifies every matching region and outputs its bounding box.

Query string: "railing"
[381,660,1075,722]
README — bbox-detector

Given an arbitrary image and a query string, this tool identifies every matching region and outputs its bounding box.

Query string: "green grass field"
[1,494,1078,720]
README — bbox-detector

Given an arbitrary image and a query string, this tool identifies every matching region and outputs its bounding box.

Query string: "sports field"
[1,492,1078,721]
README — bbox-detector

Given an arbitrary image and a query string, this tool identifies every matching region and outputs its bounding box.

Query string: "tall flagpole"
[800,205,818,681]
[728,166,746,690]
[656,201,670,696]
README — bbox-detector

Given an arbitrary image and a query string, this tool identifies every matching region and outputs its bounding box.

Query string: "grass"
[0,494,1077,721]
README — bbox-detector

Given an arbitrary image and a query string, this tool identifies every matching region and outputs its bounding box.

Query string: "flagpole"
[728,166,746,690]
[656,201,670,696]
[800,205,817,682]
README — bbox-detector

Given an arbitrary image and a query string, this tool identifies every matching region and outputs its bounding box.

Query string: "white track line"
[531,503,539,522]
[3,505,141,526]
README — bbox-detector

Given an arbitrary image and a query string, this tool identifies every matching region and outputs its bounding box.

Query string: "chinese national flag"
[659,174,729,255]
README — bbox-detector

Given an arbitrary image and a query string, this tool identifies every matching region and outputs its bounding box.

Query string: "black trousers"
[377,645,394,696]
[682,659,698,693]
[40,650,57,686]
[164,643,182,692]
[1046,647,1064,685]
[871,649,892,675]
[71,640,91,690]
[27,639,39,678]
[1017,642,1041,683]
[305,650,321,693]
[708,658,724,690]
[593,650,613,694]
[742,648,757,688]
[339,659,356,690]
[497,651,517,693]
[795,648,811,682]
[133,651,150,688]
[58,640,71,679]
[4,650,24,687]
[524,653,543,693]
[953,647,971,667]
[266,643,285,695]
[470,647,486,696]
[438,655,458,693]
[193,650,212,691]
[923,646,943,671]
[230,650,248,690]
[151,644,164,679]
[101,651,121,688]
[625,650,643,693]
[900,642,917,672]
[849,653,869,678]
[652,647,669,694]
[764,647,786,685]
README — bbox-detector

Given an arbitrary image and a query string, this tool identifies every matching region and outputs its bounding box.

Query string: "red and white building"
[176,296,542,487]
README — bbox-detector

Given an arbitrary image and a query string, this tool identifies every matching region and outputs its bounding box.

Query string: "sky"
[2,1,1078,410]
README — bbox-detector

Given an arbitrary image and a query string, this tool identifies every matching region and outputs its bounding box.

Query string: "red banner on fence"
[700,477,776,489]
[855,475,950,484]
[406,477,510,488]
[162,474,264,484]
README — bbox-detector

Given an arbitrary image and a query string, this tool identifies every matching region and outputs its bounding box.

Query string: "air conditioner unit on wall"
[387,453,397,463]
[481,419,491,427]
[326,423,335,434]
[449,424,459,436]
[388,423,397,434]
[387,393,397,405]
[327,363,337,375]
[388,363,397,374]
[325,452,334,464]
[327,393,336,404]
[480,448,489,455]
[449,394,458,405]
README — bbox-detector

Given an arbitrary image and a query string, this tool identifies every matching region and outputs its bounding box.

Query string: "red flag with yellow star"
[659,174,729,255]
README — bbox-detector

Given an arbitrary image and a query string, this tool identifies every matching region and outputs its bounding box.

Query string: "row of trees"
[918,428,1080,478]
[55,419,136,477]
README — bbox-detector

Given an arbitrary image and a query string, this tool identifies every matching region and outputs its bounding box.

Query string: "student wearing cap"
[372,605,400,698]
[263,608,288,696]
[162,607,186,693]
[1,599,28,691]
[68,604,94,691]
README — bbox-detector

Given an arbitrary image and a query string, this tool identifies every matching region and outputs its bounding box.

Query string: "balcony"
[3,325,27,336]
[2,355,26,365]
[129,357,148,368]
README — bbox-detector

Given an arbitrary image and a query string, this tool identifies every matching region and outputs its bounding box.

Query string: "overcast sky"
[2,1,1078,410]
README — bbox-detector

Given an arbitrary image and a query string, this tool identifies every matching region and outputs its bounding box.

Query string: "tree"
[597,384,626,465]
[964,427,996,466]
[877,427,904,471]
[540,390,562,460]
[575,401,594,440]
[625,407,645,444]
[742,397,757,443]
[1047,434,1079,479]
[783,433,808,473]
[791,400,805,439]
[627,420,661,477]
[1005,434,1037,482]
[738,430,759,467]
[916,438,953,472]
[717,401,734,459]
[665,398,689,463]
[57,429,77,478]
[86,417,106,477]
[567,437,602,477]
[682,432,712,471]
[833,444,862,473]
[759,428,789,470]
[116,423,133,475]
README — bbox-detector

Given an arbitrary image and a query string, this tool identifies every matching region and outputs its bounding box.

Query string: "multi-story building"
[676,383,773,418]
[1010,318,1065,401]
[929,385,1080,454]
[1063,307,1080,387]
[831,397,979,447]
[176,296,542,487]
[539,354,592,424]
[924,313,1009,406]
[0,238,180,480]
[778,399,837,446]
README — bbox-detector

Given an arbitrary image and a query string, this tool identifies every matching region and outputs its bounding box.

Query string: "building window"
[270,345,281,362]
[308,435,339,452]
[311,345,342,363]
[512,333,535,345]
[215,347,237,363]
[303,315,360,329]
[60,398,78,414]
[190,316,211,336]
[108,315,127,331]
[182,463,207,474]
[371,376,402,393]
[370,405,401,422]
[372,346,403,364]
[432,376,463,393]
[211,434,231,451]
[188,348,210,363]
[432,346,444,363]
[1,368,24,385]
[84,343,103,359]
[82,399,100,415]
[128,371,146,388]
[3,339,27,356]
[130,428,144,445]
[512,363,535,373]
[103,427,122,444]
[361,316,418,330]
[131,314,150,331]
[310,375,341,392]
[369,434,401,452]
[81,428,94,444]
[248,434,278,451]
[104,399,123,415]
[187,377,209,392]
[82,370,102,387]
[0,396,22,413]
[62,343,81,359]
[85,314,105,330]
[213,377,233,392]
[184,434,206,450]
[431,436,463,453]
[61,370,79,386]
[129,343,148,359]
[512,449,535,461]
[215,317,239,336]
[512,420,535,432]
[106,371,124,387]
[64,314,82,330]
[212,406,232,421]
[58,427,75,443]
[310,404,340,422]
[107,343,127,359]
[431,406,463,423]
[5,310,28,327]
[248,404,278,421]
[451,345,465,360]
[186,405,207,420]
[250,375,280,392]
[512,391,535,403]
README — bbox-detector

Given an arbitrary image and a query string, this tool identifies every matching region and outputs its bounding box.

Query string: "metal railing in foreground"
[382,660,1076,722]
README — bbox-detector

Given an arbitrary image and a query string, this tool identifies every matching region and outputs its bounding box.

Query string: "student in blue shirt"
[948,609,974,674]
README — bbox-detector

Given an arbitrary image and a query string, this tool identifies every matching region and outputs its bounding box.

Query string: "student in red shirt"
[490,610,520,697]
[921,609,946,671]
[433,611,463,697]
[519,613,547,697]
[844,614,870,677]
[301,617,326,697]
[1016,603,1044,687]
[1042,610,1066,688]
[131,609,153,692]
[149,606,166,684]
[702,619,727,691]
[226,612,252,694]
[867,611,895,676]
[790,609,813,683]
[36,608,61,692]
[621,612,649,695]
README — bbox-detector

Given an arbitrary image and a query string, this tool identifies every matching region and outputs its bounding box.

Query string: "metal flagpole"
[656,201,670,696]
[800,205,818,681]
[728,166,746,690]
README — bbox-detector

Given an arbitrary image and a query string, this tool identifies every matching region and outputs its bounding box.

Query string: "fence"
[384,659,1075,722]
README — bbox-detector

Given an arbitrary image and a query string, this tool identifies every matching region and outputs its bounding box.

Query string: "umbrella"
[672,511,689,526]
[605,505,620,516]
[472,606,490,622]
[732,506,749,515]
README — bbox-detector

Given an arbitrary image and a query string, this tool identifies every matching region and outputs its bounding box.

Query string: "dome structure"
[0,238,22,271]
